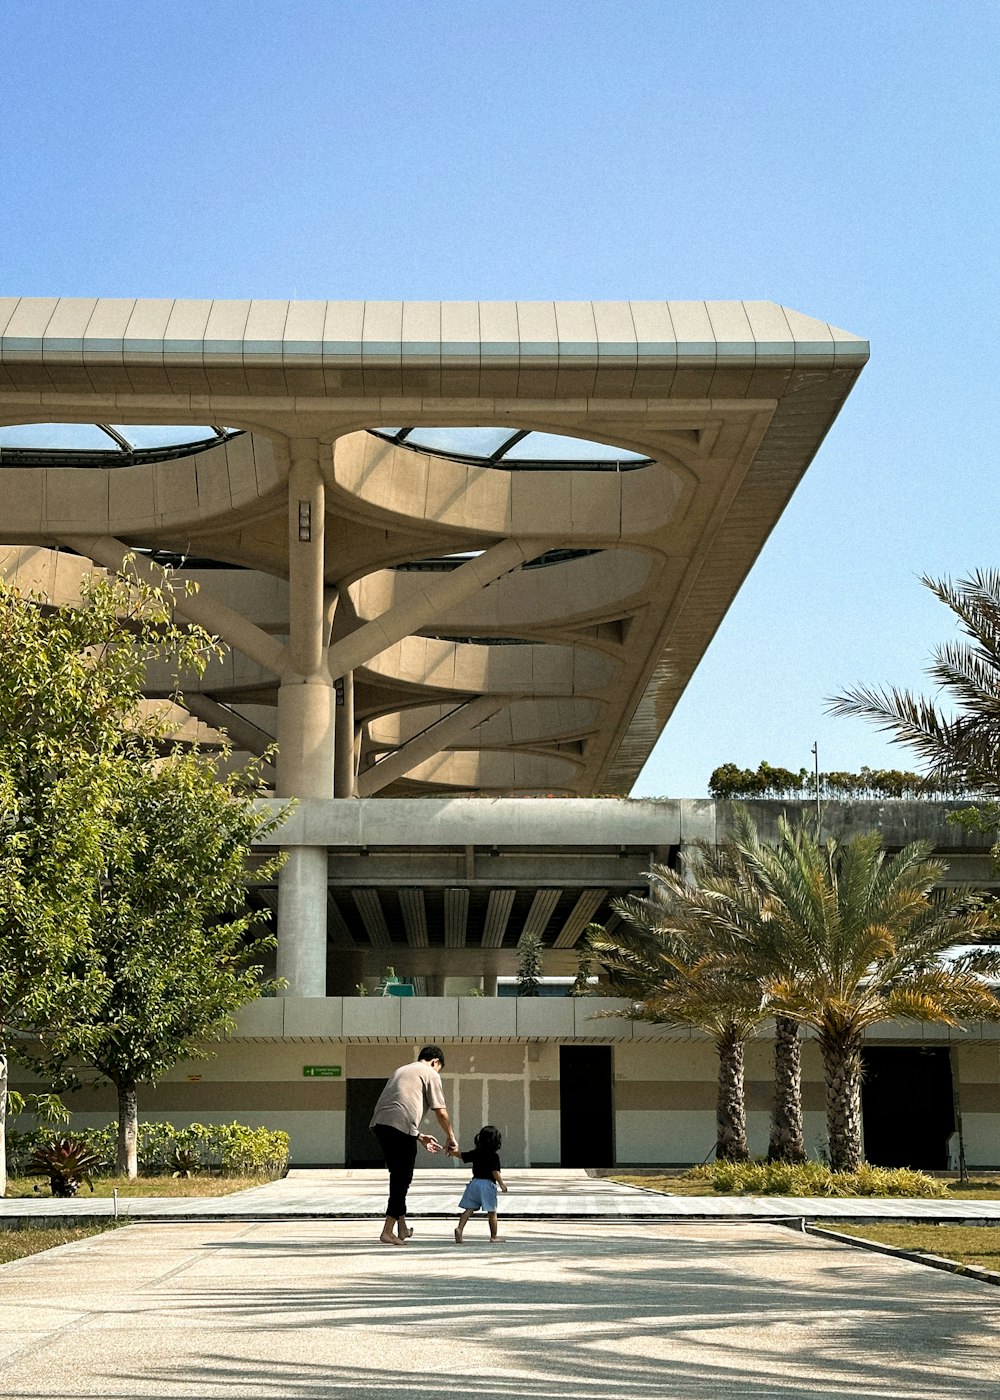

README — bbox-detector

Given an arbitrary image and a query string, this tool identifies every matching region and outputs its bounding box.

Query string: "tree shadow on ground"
[7,1223,1000,1399]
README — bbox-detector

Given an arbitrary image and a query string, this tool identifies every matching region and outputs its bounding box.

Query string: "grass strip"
[0,1224,112,1266]
[815,1222,1000,1272]
[3,1174,275,1200]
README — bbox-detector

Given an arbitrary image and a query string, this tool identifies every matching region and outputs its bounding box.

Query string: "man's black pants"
[373,1124,418,1218]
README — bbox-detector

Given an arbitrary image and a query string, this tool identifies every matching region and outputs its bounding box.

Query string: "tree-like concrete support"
[325,537,550,682]
[356,695,513,797]
[275,442,333,995]
[181,693,275,767]
[334,669,356,797]
[60,535,296,680]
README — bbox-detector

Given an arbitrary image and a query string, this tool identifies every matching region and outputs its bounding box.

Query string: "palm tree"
[731,815,1000,1171]
[591,905,762,1161]
[592,832,806,1164]
[830,570,1000,793]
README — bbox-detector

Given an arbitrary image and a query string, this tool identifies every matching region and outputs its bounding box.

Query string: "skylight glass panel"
[403,428,519,457]
[0,423,119,451]
[502,431,648,462]
[110,425,220,449]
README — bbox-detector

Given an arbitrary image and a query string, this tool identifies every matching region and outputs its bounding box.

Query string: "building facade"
[12,299,991,1171]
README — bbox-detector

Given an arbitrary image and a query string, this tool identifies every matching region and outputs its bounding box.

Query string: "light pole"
[811,741,821,827]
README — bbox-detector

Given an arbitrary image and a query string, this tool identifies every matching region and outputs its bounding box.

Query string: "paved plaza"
[3,1174,1000,1398]
[2,1215,1000,1399]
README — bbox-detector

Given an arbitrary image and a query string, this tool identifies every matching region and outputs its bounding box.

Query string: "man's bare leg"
[396,1214,413,1240]
[380,1214,404,1245]
[488,1211,501,1242]
[454,1209,473,1242]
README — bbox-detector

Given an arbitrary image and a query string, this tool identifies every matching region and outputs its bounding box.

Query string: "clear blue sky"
[3,1,997,797]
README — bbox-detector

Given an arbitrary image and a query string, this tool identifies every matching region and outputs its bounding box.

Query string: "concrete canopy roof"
[0,298,868,796]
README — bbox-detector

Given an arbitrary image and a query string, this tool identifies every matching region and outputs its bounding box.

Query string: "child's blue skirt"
[459,1178,498,1213]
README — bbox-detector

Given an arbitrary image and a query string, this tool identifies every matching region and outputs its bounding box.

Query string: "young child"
[454,1124,508,1243]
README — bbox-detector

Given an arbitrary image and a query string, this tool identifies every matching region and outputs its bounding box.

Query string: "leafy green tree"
[0,566,215,1194]
[36,748,285,1176]
[731,815,1000,1171]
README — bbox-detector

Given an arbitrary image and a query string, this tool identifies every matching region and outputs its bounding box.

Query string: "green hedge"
[689,1160,948,1197]
[6,1121,290,1178]
[708,761,974,802]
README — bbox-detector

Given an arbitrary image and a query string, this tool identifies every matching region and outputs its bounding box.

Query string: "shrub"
[690,1159,947,1198]
[28,1136,104,1197]
[7,1121,290,1178]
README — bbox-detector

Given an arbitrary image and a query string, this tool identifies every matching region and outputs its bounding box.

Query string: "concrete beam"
[519,889,562,945]
[61,535,296,681]
[326,894,356,949]
[326,538,551,682]
[180,693,275,763]
[252,796,687,848]
[482,889,516,949]
[356,695,513,797]
[553,889,609,948]
[353,889,392,949]
[399,889,428,948]
[444,888,469,948]
[322,854,649,887]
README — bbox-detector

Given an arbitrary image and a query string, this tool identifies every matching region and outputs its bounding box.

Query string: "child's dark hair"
[475,1124,502,1151]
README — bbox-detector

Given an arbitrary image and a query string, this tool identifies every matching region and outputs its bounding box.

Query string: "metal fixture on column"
[276,440,334,997]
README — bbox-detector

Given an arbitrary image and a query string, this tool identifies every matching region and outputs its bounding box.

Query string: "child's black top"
[462,1146,501,1180]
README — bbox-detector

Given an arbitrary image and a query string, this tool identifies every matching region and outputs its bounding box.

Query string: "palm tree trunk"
[115,1079,139,1178]
[715,1027,749,1162]
[768,1016,805,1163]
[819,1025,864,1172]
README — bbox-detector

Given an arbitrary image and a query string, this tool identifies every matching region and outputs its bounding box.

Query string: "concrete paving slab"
[1,1219,1000,1398]
[4,1167,1000,1224]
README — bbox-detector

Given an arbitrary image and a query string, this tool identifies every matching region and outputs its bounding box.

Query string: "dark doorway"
[861,1047,955,1169]
[346,1078,387,1167]
[560,1045,614,1167]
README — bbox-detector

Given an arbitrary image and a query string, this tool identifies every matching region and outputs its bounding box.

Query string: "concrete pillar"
[334,669,356,797]
[428,974,446,996]
[276,848,330,994]
[483,973,499,997]
[276,441,332,996]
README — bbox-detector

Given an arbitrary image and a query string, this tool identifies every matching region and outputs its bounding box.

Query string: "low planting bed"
[6,1121,290,1198]
[614,1162,1000,1199]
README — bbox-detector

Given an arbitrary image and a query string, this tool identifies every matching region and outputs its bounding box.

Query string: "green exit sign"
[303,1065,342,1078]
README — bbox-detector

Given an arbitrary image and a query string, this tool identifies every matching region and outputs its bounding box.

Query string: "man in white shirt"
[369,1044,458,1245]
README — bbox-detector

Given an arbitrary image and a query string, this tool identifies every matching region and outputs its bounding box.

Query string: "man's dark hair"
[417,1044,444,1068]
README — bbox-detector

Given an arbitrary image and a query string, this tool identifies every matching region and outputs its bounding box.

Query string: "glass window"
[0,423,119,451]
[109,425,220,450]
[503,431,647,462]
[402,427,520,457]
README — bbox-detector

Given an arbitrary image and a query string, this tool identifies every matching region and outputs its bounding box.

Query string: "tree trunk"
[819,1026,864,1172]
[715,1028,749,1162]
[768,1016,805,1163]
[115,1080,139,1178]
[0,1053,7,1198]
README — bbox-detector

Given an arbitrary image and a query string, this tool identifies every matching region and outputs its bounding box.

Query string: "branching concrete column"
[356,695,513,797]
[334,668,356,797]
[277,440,333,997]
